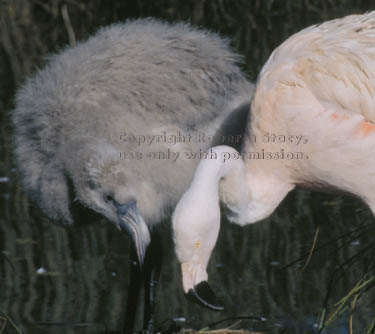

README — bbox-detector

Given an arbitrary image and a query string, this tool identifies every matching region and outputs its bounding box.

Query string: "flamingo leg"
[143,229,163,334]
[124,245,142,333]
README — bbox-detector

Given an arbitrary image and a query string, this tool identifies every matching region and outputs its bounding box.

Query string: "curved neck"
[172,145,294,293]
[173,146,245,282]
[188,146,246,196]
[186,145,294,226]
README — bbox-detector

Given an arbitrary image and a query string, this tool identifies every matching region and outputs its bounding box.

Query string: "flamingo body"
[11,18,254,326]
[251,12,375,210]
[172,12,375,309]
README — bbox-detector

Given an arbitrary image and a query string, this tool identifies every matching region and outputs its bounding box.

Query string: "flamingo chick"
[173,12,375,310]
[12,18,253,328]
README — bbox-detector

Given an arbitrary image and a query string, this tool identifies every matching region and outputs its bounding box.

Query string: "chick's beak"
[115,200,151,267]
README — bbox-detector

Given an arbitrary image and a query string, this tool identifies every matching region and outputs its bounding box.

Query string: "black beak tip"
[186,281,224,311]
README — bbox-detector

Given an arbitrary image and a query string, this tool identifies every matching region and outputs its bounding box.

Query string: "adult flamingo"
[173,12,375,310]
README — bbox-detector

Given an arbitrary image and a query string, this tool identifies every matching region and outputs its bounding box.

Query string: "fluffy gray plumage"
[12,18,253,228]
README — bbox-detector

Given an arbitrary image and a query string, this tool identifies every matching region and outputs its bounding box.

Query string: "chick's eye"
[104,194,114,203]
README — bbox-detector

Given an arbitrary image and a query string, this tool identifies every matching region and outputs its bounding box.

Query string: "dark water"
[1,1,375,333]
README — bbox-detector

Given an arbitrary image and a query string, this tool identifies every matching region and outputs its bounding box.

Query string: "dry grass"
[175,318,270,334]
[0,310,23,334]
[179,329,262,334]
[178,321,264,334]
[318,273,375,333]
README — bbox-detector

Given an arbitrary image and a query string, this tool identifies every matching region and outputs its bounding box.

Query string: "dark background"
[1,1,375,333]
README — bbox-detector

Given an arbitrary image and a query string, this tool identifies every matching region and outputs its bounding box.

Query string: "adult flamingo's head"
[172,146,293,310]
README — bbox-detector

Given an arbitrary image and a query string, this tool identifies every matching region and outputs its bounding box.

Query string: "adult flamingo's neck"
[188,146,294,226]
